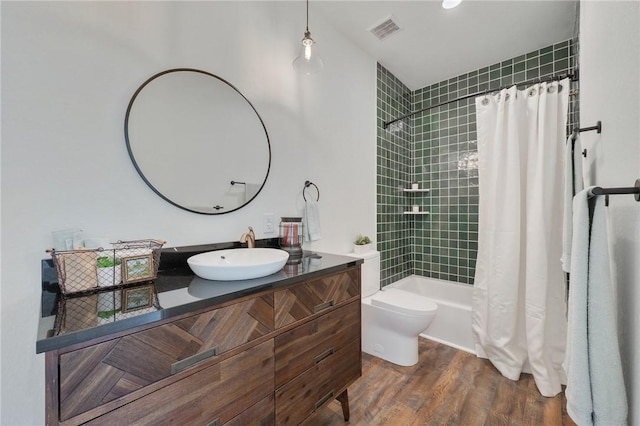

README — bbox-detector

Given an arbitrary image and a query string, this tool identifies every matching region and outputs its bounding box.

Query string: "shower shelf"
[403,188,430,193]
[403,211,430,215]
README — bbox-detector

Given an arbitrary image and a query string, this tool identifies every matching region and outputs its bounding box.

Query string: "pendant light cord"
[306,0,310,32]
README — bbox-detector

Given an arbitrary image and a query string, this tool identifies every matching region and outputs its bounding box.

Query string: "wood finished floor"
[306,338,577,426]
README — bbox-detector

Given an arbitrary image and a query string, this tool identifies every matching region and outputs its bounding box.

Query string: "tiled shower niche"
[377,39,578,287]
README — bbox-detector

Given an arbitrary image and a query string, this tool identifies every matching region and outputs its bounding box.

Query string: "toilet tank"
[349,251,380,298]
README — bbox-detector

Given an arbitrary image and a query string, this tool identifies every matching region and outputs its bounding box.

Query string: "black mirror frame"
[124,68,271,215]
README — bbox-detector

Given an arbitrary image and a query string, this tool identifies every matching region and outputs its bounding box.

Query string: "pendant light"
[442,0,462,9]
[293,0,323,75]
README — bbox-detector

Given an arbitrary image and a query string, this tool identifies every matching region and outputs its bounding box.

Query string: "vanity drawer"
[275,300,360,387]
[224,394,274,426]
[86,340,274,426]
[274,269,360,329]
[59,294,274,421]
[275,338,361,425]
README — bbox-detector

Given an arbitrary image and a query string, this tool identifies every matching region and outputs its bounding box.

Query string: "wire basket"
[47,239,165,295]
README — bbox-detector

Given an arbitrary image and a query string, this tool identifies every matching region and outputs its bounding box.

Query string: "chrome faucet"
[240,226,255,248]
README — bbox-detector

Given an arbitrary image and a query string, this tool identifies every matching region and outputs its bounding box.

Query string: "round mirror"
[125,69,271,214]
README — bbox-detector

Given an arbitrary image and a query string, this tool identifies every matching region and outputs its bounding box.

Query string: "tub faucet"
[240,226,255,248]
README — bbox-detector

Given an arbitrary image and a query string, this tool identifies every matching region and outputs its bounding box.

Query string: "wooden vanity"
[37,249,362,425]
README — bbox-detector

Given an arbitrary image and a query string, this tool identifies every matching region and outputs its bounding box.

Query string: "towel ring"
[303,180,320,202]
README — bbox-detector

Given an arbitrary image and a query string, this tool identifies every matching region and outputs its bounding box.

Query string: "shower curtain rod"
[383,72,578,129]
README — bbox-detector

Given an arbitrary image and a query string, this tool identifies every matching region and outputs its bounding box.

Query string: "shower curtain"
[472,79,569,397]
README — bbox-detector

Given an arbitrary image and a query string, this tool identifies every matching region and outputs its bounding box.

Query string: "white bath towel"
[561,135,584,272]
[303,199,321,242]
[564,188,628,426]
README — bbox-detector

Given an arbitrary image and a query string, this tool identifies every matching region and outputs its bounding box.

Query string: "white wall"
[580,1,640,423]
[0,2,376,424]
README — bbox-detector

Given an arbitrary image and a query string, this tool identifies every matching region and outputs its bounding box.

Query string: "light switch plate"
[263,214,276,235]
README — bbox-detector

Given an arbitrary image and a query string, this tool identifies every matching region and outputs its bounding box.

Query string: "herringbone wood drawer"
[86,340,274,426]
[274,269,360,329]
[225,394,275,426]
[59,294,274,421]
[275,338,361,425]
[274,300,360,387]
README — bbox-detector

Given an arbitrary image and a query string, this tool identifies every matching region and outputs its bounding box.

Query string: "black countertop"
[37,241,362,354]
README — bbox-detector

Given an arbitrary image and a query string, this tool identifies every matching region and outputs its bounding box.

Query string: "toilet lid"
[371,288,438,316]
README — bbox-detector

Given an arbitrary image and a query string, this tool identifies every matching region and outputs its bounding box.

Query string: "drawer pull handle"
[171,346,219,375]
[314,347,335,364]
[314,300,334,313]
[206,419,220,426]
[315,390,335,410]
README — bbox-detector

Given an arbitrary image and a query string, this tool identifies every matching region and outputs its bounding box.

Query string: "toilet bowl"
[352,251,438,366]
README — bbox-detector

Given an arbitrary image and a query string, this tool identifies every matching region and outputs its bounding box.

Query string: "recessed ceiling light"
[442,0,462,9]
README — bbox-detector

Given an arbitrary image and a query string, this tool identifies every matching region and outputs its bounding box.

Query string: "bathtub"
[387,275,475,354]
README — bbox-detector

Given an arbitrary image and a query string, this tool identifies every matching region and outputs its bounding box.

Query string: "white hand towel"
[565,189,628,426]
[303,200,321,242]
[561,135,584,272]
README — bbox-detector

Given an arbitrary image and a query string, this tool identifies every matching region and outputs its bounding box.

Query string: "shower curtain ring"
[481,89,490,106]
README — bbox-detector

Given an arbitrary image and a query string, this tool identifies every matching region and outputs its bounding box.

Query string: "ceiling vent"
[369,16,401,41]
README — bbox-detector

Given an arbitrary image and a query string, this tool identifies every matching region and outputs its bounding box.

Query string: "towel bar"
[573,121,602,136]
[571,121,601,158]
[588,178,640,205]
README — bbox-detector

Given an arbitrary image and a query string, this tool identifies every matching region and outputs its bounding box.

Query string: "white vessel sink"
[187,248,289,281]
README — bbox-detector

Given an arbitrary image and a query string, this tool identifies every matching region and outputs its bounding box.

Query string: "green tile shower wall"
[377,63,413,285]
[377,39,578,287]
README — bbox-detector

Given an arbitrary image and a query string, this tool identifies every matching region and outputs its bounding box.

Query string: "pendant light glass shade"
[293,0,323,75]
[442,0,462,9]
[293,31,323,75]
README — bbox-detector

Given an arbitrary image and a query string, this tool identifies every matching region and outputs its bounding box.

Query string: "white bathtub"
[387,275,475,354]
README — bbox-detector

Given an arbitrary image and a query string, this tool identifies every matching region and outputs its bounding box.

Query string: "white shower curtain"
[472,79,569,397]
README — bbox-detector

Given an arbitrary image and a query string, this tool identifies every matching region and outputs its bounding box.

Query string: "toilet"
[354,251,438,367]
